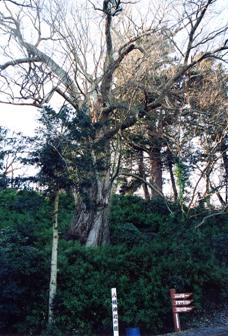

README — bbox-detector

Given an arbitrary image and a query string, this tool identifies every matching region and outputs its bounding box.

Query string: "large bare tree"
[0,0,227,245]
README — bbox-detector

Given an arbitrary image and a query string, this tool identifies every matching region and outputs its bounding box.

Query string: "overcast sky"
[0,103,38,135]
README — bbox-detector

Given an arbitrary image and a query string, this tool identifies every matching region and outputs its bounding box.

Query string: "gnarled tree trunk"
[68,137,113,246]
[69,172,112,246]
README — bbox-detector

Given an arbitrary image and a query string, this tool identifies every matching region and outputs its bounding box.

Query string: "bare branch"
[184,0,215,64]
[121,172,174,214]
[0,57,40,71]
[0,100,42,107]
[148,42,228,110]
[0,0,34,8]
[195,207,228,229]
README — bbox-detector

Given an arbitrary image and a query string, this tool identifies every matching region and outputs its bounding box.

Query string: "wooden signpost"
[170,289,194,332]
[111,288,119,336]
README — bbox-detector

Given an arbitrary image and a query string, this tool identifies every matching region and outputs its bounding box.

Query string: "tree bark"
[68,165,112,246]
[166,149,178,201]
[138,149,150,200]
[48,190,60,325]
[221,138,228,204]
[149,140,163,198]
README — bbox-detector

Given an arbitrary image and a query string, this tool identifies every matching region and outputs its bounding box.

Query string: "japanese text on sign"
[111,288,119,336]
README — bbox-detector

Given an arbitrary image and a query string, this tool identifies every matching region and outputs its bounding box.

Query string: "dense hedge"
[0,191,227,335]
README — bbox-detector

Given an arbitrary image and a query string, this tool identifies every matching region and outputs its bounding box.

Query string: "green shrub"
[52,236,227,335]
[0,226,49,333]
[0,191,227,335]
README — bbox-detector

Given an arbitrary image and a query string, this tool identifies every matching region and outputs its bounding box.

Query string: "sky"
[0,103,38,135]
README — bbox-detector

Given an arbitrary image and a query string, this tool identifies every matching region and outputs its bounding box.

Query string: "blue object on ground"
[126,327,141,336]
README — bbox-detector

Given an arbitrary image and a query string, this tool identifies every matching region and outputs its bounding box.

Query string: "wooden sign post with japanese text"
[111,288,119,336]
[170,289,193,332]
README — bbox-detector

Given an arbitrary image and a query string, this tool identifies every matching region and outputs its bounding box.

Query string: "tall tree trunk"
[205,171,212,209]
[48,190,60,325]
[138,149,150,200]
[166,149,178,201]
[215,189,226,207]
[68,169,112,246]
[221,138,228,204]
[149,141,163,198]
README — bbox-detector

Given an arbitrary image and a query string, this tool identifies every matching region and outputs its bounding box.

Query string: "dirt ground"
[156,325,228,336]
[1,325,228,336]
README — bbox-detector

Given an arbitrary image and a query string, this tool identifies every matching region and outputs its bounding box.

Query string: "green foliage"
[0,189,51,238]
[174,159,190,206]
[53,235,227,335]
[0,127,28,189]
[0,191,227,335]
[0,189,74,333]
[110,195,169,229]
[0,226,49,333]
[34,104,111,205]
[0,189,51,333]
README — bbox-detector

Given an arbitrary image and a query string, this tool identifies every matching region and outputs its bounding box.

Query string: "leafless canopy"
[0,0,227,119]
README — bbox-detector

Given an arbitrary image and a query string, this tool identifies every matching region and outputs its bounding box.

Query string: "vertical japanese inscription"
[111,288,119,336]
